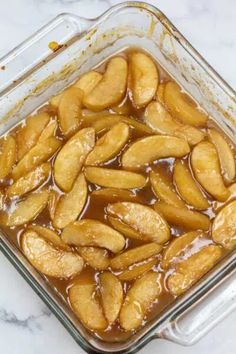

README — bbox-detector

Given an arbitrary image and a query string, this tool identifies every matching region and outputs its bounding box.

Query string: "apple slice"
[118,259,157,281]
[212,200,236,250]
[83,57,128,111]
[156,82,165,104]
[108,216,143,240]
[38,120,58,141]
[69,280,107,330]
[61,219,125,253]
[86,122,129,166]
[111,98,132,116]
[12,137,61,180]
[0,190,49,226]
[29,225,70,251]
[54,128,95,192]
[58,87,83,137]
[50,71,102,109]
[120,271,161,330]
[173,160,209,210]
[107,202,170,244]
[91,188,137,203]
[49,93,63,109]
[48,190,60,220]
[164,81,208,127]
[128,52,158,108]
[16,112,50,159]
[144,101,205,146]
[85,167,146,189]
[150,169,185,208]
[191,141,230,201]
[82,113,122,133]
[162,231,204,269]
[208,128,235,183]
[0,136,16,179]
[121,117,153,135]
[22,230,84,278]
[74,71,102,95]
[6,163,51,197]
[53,173,87,229]
[122,135,190,169]
[100,272,123,324]
[154,202,210,230]
[110,243,162,270]
[168,245,222,296]
[77,247,110,270]
[82,113,152,135]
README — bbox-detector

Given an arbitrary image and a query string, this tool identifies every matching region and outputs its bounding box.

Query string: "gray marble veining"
[0,307,51,332]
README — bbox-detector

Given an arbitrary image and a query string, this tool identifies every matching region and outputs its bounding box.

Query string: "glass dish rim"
[0,2,235,353]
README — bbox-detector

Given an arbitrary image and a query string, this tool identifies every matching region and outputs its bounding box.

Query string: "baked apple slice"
[208,128,235,183]
[144,101,205,146]
[168,245,222,296]
[173,160,209,210]
[212,200,236,250]
[128,52,158,108]
[69,279,107,330]
[85,167,146,189]
[122,135,190,169]
[22,230,83,278]
[53,173,87,229]
[83,57,128,111]
[100,272,123,324]
[85,122,129,166]
[0,189,49,226]
[61,219,125,253]
[107,202,170,244]
[164,81,208,127]
[0,136,16,179]
[120,271,161,330]
[54,128,95,192]
[191,141,230,201]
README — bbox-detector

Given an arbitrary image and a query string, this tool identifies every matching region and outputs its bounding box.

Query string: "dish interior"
[0,47,235,343]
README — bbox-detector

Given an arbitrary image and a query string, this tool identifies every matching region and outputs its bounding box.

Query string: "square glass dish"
[0,2,235,353]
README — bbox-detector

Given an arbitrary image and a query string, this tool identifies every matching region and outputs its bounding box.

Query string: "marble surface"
[0,1,235,354]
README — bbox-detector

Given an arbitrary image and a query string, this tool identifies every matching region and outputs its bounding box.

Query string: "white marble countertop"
[0,1,235,354]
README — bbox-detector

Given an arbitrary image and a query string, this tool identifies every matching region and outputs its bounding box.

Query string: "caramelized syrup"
[0,49,232,342]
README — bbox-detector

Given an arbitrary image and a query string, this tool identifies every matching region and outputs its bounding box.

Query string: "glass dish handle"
[157,267,236,345]
[0,13,92,93]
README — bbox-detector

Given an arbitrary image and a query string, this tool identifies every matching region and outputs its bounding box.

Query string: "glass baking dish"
[0,2,235,353]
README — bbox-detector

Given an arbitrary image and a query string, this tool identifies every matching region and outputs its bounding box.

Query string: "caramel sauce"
[0,49,233,342]
[48,41,63,52]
